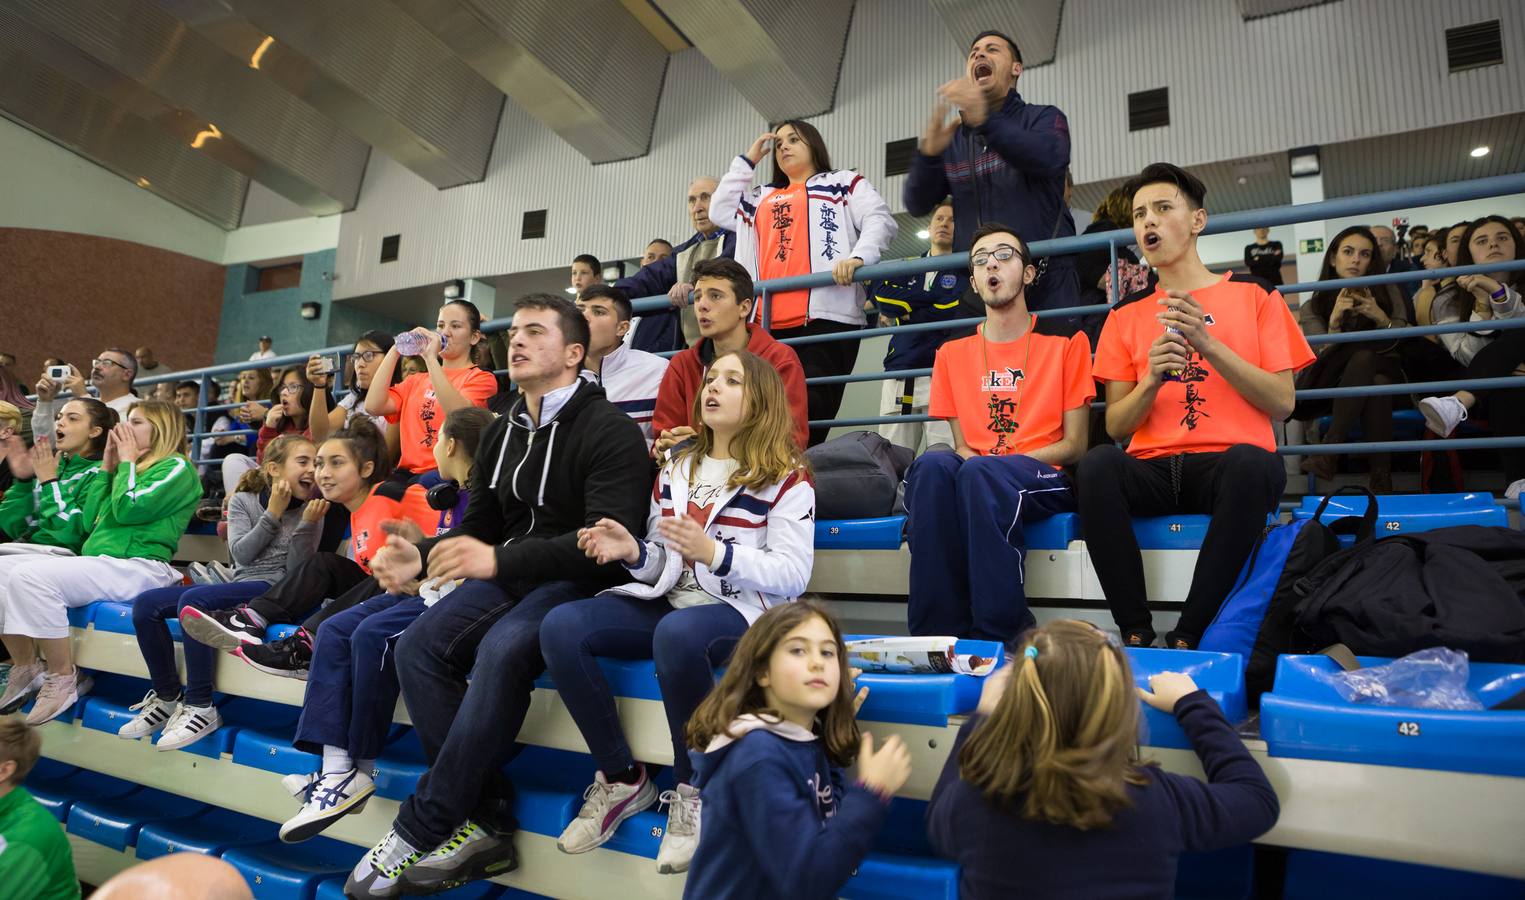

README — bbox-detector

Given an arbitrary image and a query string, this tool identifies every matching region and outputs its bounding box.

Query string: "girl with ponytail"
[926,620,1280,898]
[117,433,329,752]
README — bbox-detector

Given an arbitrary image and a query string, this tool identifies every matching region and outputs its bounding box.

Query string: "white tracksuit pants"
[0,554,179,639]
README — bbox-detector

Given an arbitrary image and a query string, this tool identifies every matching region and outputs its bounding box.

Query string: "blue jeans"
[540,595,747,785]
[393,577,586,848]
[904,451,1075,643]
[132,581,271,707]
[293,592,426,759]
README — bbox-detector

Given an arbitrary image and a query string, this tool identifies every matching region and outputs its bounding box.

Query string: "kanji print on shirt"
[980,367,1025,456]
[769,194,796,263]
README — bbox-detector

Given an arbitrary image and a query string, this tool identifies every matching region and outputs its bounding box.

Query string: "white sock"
[322,745,354,776]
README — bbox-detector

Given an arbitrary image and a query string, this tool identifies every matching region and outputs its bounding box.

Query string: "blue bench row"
[815,492,1510,552]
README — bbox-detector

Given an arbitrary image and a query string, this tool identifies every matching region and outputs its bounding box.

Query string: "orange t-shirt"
[929,320,1094,457]
[1092,273,1315,458]
[387,367,497,473]
[754,184,812,329]
[345,484,441,574]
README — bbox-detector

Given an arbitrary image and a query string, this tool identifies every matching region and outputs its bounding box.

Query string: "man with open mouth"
[904,29,1079,336]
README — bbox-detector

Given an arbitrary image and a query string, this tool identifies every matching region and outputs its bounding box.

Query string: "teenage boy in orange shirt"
[903,223,1093,642]
[1081,163,1314,650]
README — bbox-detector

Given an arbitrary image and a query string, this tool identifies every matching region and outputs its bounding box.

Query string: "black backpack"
[804,431,913,519]
[1292,525,1525,664]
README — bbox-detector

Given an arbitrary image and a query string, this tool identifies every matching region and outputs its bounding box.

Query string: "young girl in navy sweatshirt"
[926,619,1281,899]
[681,601,911,900]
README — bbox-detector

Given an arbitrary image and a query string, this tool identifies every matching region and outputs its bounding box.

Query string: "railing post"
[1107,239,1119,306]
[192,374,208,466]
[760,288,772,331]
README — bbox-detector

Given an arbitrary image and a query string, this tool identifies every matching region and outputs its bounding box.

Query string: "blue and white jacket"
[591,340,669,446]
[711,154,897,329]
[609,457,815,625]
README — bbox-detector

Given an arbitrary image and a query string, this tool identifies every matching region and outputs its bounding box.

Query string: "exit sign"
[1299,238,1324,254]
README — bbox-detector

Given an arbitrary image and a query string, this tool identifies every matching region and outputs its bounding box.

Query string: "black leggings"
[772,319,862,447]
[245,553,374,629]
[1324,348,1404,474]
[1465,327,1525,483]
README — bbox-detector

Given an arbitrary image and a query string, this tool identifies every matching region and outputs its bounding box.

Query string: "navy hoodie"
[927,691,1280,900]
[683,715,889,900]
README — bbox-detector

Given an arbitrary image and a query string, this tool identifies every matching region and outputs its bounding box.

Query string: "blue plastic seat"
[1314,409,1428,442]
[1283,850,1525,899]
[81,681,243,759]
[26,768,142,822]
[1259,655,1525,776]
[1131,514,1213,550]
[816,516,905,550]
[1125,648,1247,749]
[67,602,99,629]
[316,878,513,899]
[222,835,359,900]
[1027,511,1079,550]
[135,807,276,860]
[850,638,1005,727]
[66,787,207,851]
[1292,491,1507,540]
[841,852,960,900]
[268,624,301,642]
[228,700,316,776]
[91,600,185,641]
[872,798,934,858]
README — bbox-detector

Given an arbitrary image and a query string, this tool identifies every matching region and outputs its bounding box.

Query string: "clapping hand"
[938,78,988,127]
[856,733,912,798]
[656,515,716,566]
[919,96,959,156]
[371,530,423,594]
[577,517,641,566]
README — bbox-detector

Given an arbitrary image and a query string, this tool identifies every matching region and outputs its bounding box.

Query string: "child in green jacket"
[0,398,114,552]
[0,714,78,899]
[0,401,202,725]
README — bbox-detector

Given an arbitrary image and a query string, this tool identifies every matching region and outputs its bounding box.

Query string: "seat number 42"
[1397,721,1421,737]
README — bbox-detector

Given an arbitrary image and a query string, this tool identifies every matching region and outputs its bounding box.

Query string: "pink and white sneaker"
[556,766,656,854]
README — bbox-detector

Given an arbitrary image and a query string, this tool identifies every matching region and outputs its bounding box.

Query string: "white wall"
[331,0,1525,300]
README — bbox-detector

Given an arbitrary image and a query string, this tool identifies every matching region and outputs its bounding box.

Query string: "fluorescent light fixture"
[1470,145,1491,158]
[249,36,274,70]
[191,124,222,149]
[916,229,930,239]
[1288,145,1320,177]
[135,177,151,188]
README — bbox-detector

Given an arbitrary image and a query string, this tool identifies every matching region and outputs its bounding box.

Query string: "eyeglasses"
[278,382,304,395]
[353,350,383,363]
[91,358,130,370]
[970,245,1025,267]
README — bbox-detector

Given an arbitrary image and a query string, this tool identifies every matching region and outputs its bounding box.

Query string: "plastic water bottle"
[394,330,447,356]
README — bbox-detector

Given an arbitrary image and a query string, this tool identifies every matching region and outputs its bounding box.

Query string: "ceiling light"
[249,36,274,70]
[916,229,930,239]
[191,123,222,149]
[135,177,151,188]
[1470,145,1491,158]
[1288,145,1321,177]
[1236,176,1248,185]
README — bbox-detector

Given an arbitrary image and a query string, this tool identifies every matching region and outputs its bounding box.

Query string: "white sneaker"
[280,768,375,843]
[117,690,179,740]
[556,767,656,854]
[156,703,220,751]
[25,669,91,725]
[1506,479,1524,502]
[656,783,701,874]
[1419,395,1467,437]
[0,661,44,714]
[282,771,320,798]
[345,828,424,899]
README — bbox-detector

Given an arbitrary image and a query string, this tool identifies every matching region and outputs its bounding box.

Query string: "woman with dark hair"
[1293,225,1409,490]
[256,365,325,461]
[1418,216,1525,498]
[307,330,398,445]
[712,119,897,445]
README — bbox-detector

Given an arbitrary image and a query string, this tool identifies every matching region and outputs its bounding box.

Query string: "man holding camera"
[32,348,140,436]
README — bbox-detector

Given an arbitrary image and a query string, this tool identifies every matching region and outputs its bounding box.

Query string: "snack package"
[846,636,999,677]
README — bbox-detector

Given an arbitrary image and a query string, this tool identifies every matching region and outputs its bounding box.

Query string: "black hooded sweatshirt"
[418,379,654,595]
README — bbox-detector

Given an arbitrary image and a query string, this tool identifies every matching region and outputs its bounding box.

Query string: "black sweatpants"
[1464,327,1525,484]
[245,553,375,629]
[773,319,862,447]
[1078,444,1285,645]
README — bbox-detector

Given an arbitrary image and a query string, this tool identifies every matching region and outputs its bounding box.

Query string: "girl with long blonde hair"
[542,350,816,876]
[926,619,1279,897]
[0,401,203,725]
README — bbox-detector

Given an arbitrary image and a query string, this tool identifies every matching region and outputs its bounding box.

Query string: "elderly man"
[616,176,737,353]
[32,346,140,436]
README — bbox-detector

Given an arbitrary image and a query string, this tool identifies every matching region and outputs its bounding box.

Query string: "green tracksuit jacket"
[79,456,202,562]
[0,455,107,552]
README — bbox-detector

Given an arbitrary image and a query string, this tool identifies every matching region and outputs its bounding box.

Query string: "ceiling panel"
[0,0,368,214]
[1322,112,1525,199]
[157,0,502,188]
[658,0,855,121]
[1237,0,1340,20]
[0,44,247,229]
[392,0,669,164]
[927,0,1063,67]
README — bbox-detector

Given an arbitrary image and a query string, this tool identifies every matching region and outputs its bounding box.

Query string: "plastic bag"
[1312,647,1484,710]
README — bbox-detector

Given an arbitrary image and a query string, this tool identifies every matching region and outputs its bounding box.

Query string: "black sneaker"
[399,820,518,894]
[1123,629,1157,649]
[179,606,266,651]
[235,629,312,680]
[1164,630,1197,651]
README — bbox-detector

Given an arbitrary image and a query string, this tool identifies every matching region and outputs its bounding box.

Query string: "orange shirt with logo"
[754,184,813,329]
[1092,274,1314,458]
[387,367,497,473]
[929,320,1094,457]
[346,483,441,574]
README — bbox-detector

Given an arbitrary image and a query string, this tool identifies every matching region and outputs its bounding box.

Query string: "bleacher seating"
[1259,654,1525,777]
[1290,491,1508,540]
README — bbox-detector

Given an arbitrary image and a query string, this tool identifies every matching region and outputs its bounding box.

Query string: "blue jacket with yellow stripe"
[869,253,969,371]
